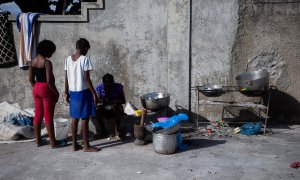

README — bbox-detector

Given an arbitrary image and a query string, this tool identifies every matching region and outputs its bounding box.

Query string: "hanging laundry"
[16,13,39,67]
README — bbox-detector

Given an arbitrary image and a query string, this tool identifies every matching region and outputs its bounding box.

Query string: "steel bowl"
[140,92,170,110]
[235,70,269,91]
[154,123,180,135]
[204,84,222,91]
[199,84,224,97]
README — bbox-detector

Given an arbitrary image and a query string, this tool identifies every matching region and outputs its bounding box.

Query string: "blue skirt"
[69,89,96,119]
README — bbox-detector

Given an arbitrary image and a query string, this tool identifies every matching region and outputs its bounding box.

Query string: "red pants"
[32,82,56,125]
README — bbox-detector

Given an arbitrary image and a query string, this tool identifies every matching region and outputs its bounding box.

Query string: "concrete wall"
[231,0,300,124]
[1,0,299,124]
[0,0,191,117]
[191,0,239,121]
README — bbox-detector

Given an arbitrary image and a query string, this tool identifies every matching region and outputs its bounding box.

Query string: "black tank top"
[32,60,47,82]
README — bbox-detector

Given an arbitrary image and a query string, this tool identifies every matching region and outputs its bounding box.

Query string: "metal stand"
[193,86,271,134]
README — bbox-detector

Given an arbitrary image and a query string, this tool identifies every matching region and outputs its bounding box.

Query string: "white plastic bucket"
[54,118,69,141]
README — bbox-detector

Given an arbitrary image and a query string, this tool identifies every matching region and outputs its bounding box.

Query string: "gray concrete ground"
[0,125,300,180]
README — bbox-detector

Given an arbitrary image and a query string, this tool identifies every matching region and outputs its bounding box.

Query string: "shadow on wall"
[172,89,300,125]
[264,88,300,125]
[175,93,300,126]
[174,105,210,128]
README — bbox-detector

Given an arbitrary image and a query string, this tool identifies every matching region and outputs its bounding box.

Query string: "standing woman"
[29,40,59,148]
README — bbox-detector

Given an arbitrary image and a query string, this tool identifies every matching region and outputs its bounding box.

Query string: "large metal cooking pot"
[140,92,170,110]
[152,132,178,154]
[235,70,269,91]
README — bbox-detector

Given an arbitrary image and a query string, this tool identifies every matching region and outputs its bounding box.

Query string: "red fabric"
[32,82,56,125]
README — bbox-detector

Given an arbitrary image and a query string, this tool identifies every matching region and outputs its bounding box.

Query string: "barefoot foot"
[83,146,100,152]
[51,143,60,149]
[73,143,83,151]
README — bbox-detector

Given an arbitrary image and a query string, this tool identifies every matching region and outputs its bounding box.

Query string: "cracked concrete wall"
[1,0,299,124]
[191,0,239,121]
[231,0,300,124]
[0,0,190,116]
[167,0,190,111]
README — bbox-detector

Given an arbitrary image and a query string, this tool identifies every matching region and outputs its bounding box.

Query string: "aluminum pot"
[152,132,178,154]
[140,92,170,111]
[235,70,269,91]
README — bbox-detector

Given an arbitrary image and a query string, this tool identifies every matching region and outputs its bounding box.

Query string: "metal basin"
[140,92,170,111]
[235,70,269,91]
[199,84,224,97]
[152,132,178,154]
[154,123,180,135]
[204,84,222,91]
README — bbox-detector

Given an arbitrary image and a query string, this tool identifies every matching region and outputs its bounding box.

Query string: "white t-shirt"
[64,55,92,92]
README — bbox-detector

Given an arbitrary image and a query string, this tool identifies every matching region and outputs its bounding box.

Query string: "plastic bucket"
[54,118,69,141]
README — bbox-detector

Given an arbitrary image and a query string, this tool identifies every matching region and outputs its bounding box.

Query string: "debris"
[208,171,217,175]
[290,162,300,169]
[189,155,197,158]
[240,123,262,136]
[206,125,213,134]
[136,171,144,174]
[214,122,219,127]
[233,127,241,134]
[212,119,228,127]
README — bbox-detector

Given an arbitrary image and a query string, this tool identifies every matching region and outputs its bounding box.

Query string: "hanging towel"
[16,13,39,67]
